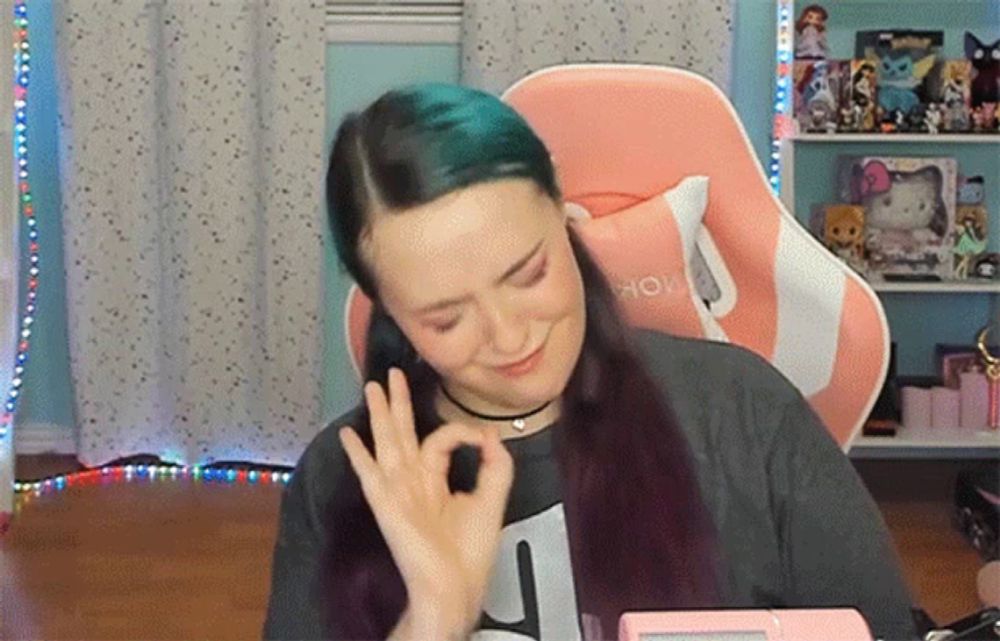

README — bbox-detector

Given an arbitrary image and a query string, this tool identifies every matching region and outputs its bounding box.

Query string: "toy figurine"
[795,5,829,59]
[971,103,997,132]
[893,108,908,132]
[907,104,928,133]
[966,32,1000,108]
[975,254,999,280]
[953,205,988,279]
[939,60,972,131]
[924,103,942,134]
[850,61,878,130]
[839,103,864,132]
[958,175,985,206]
[823,204,866,272]
[982,102,997,131]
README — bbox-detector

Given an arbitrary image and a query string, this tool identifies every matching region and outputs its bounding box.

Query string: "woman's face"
[366,178,586,413]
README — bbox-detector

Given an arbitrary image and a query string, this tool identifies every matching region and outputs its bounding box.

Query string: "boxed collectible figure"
[794,60,848,133]
[929,60,973,132]
[855,30,943,130]
[838,155,957,280]
[843,60,878,132]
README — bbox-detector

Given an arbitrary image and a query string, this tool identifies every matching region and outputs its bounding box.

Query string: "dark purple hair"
[323,83,721,639]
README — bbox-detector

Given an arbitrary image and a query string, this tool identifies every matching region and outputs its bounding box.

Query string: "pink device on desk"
[619,609,873,641]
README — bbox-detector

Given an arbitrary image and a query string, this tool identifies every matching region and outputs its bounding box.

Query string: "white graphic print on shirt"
[471,503,583,641]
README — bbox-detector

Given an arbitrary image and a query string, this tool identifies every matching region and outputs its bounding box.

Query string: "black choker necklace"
[440,385,551,432]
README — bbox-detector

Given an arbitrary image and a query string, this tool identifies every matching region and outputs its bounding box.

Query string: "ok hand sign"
[338,368,514,639]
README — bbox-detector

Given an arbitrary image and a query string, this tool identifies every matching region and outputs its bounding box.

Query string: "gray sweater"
[263,331,918,641]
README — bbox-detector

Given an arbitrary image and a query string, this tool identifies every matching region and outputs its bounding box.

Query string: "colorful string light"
[13,464,293,497]
[3,0,36,440]
[769,0,795,194]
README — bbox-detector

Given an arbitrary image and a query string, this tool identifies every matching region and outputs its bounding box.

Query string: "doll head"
[795,4,828,33]
[862,166,947,236]
[956,205,987,240]
[823,205,865,251]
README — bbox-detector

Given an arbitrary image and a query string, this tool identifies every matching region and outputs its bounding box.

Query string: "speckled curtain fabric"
[54,0,325,467]
[462,0,734,94]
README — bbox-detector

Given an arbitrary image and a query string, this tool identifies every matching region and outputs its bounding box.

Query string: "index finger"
[364,380,403,469]
[388,367,419,458]
[338,426,382,496]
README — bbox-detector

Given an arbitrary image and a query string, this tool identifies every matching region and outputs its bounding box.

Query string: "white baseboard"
[13,422,77,455]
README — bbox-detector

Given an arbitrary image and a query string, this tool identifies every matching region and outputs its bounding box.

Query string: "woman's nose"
[482,300,530,357]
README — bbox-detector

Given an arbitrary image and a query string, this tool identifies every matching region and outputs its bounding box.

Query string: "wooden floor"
[2,457,284,641]
[0,456,987,639]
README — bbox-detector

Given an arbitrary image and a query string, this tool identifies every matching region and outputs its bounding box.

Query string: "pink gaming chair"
[344,64,890,449]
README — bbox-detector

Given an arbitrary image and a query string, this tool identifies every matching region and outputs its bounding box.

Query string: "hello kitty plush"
[842,157,957,280]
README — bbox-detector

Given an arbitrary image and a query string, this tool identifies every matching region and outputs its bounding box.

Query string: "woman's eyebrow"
[414,239,544,315]
[494,239,544,285]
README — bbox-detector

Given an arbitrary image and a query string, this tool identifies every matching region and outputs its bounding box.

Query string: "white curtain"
[462,0,734,94]
[55,0,326,467]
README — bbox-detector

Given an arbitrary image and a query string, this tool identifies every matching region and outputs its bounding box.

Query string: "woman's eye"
[430,317,460,334]
[518,260,548,287]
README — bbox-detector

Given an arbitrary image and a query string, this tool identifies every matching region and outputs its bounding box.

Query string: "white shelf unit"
[777,134,1000,213]
[870,280,1000,294]
[792,133,1000,144]
[781,133,1000,458]
[849,428,1000,460]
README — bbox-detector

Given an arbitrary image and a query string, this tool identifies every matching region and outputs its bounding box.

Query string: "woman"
[264,83,918,641]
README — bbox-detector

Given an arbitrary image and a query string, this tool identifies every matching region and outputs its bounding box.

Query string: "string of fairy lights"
[14,464,292,499]
[3,0,35,444]
[770,0,795,194]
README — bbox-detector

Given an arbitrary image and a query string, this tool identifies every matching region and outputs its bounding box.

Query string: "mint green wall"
[15,0,75,433]
[732,0,778,171]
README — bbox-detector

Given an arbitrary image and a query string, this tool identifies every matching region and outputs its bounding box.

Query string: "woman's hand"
[339,368,514,640]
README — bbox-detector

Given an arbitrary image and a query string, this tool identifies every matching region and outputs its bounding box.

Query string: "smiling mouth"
[498,344,543,369]
[493,341,547,377]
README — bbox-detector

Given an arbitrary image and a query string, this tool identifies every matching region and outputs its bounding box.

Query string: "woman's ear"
[562,202,592,223]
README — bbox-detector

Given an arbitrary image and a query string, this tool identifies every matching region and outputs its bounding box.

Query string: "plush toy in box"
[838,156,957,281]
[855,30,942,129]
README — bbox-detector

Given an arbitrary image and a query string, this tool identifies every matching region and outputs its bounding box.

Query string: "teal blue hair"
[327,83,560,296]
